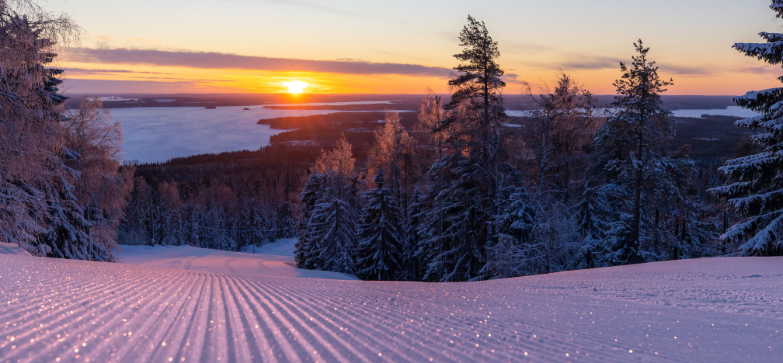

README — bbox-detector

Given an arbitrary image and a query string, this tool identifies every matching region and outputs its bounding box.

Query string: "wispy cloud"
[63,48,452,77]
[524,54,622,71]
[259,0,358,16]
[62,67,178,76]
[658,65,713,75]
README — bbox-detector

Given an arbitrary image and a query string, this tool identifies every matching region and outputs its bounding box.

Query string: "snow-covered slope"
[0,241,780,362]
[0,242,31,256]
[118,239,356,280]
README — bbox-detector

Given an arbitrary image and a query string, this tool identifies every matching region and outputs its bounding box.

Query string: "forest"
[3,0,783,282]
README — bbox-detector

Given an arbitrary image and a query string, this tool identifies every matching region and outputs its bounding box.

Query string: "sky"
[46,0,783,95]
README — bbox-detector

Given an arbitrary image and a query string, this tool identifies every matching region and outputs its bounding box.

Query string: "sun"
[283,80,308,94]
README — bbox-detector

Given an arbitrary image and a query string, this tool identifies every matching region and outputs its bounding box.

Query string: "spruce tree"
[710,1,783,256]
[356,169,404,281]
[400,188,423,281]
[275,201,296,239]
[311,183,358,274]
[296,173,322,269]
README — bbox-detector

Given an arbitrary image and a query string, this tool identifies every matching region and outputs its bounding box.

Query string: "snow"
[118,239,356,280]
[0,242,31,256]
[0,239,781,362]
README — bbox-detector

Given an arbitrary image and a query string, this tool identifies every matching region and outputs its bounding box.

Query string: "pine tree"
[591,40,689,264]
[355,169,404,281]
[710,1,783,256]
[418,16,509,282]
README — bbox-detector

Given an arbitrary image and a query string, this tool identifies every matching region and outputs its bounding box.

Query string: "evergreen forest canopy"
[3,0,783,281]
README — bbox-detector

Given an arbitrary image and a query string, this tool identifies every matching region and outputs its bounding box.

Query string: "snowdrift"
[0,242,780,362]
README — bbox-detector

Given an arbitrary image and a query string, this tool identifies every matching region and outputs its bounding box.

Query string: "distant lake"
[112,103,387,163]
[671,106,759,118]
[507,106,760,119]
[115,104,760,164]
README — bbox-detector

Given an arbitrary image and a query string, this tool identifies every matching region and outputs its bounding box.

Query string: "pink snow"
[0,240,780,362]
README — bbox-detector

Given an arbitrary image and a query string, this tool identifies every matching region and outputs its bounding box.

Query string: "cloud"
[63,48,452,77]
[524,55,622,71]
[559,55,623,70]
[735,66,783,75]
[658,65,713,75]
[62,68,177,76]
[259,0,358,17]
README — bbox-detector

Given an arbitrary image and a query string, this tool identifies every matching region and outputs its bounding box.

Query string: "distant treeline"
[118,146,315,248]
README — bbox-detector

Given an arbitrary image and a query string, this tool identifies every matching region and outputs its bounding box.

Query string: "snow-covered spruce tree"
[311,183,358,274]
[399,188,423,281]
[418,16,511,282]
[710,1,783,256]
[355,169,404,281]
[573,183,610,269]
[119,177,149,245]
[591,40,692,264]
[275,201,296,239]
[308,135,360,274]
[480,187,535,279]
[295,173,322,268]
[144,190,164,246]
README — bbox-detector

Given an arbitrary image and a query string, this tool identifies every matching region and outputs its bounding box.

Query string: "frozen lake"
[112,105,346,163]
[114,104,760,164]
[507,106,760,118]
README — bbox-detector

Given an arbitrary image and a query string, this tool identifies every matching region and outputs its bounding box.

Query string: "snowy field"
[0,241,781,362]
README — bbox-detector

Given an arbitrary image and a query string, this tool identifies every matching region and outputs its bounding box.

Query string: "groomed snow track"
[0,252,781,362]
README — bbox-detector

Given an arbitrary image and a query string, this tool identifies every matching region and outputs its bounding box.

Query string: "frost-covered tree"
[63,97,133,250]
[0,1,125,260]
[356,169,404,281]
[710,1,783,256]
[524,73,598,202]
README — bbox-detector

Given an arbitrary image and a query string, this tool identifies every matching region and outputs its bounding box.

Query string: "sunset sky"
[49,0,783,95]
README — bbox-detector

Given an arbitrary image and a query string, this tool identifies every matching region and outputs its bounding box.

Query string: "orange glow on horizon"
[59,60,783,96]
